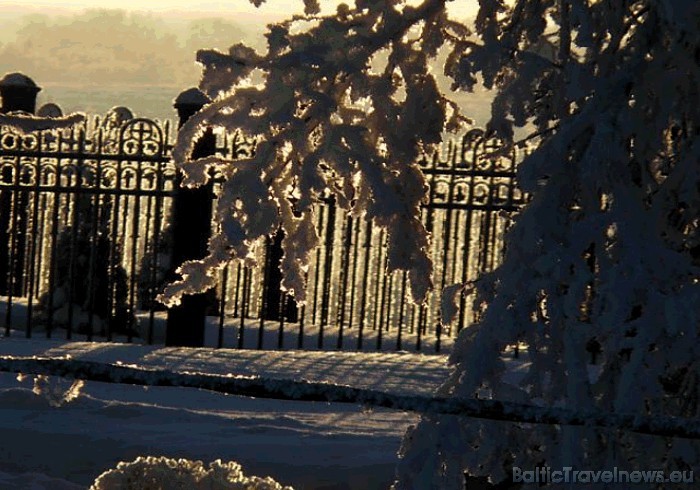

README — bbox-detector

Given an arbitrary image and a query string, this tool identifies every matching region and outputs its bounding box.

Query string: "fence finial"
[0,72,41,115]
[173,88,210,128]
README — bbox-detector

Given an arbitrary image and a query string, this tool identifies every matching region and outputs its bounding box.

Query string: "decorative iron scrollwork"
[1,132,19,151]
[119,119,164,157]
[418,128,526,210]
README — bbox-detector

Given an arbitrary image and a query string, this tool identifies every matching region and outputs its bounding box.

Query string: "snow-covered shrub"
[16,373,85,408]
[90,456,293,490]
[36,192,135,336]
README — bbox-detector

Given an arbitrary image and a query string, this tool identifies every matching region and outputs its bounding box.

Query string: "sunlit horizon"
[1,0,479,20]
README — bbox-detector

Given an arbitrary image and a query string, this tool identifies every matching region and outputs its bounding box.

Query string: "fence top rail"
[1,113,537,172]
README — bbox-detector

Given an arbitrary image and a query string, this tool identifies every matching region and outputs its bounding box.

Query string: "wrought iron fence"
[0,111,529,353]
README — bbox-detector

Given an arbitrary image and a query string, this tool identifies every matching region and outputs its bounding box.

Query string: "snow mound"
[0,387,53,409]
[90,456,293,490]
[0,470,81,490]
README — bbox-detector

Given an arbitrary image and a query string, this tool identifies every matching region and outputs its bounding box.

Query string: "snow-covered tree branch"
[158,0,478,309]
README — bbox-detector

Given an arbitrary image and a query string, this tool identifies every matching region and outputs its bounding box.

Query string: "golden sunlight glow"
[3,0,480,20]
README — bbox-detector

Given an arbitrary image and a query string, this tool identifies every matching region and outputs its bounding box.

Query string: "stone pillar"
[0,73,40,296]
[165,88,215,347]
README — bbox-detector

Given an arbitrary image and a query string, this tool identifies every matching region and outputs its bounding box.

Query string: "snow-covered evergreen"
[154,0,700,488]
[395,0,700,488]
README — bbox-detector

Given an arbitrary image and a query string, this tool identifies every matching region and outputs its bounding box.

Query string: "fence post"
[263,229,298,322]
[165,88,215,347]
[0,73,40,297]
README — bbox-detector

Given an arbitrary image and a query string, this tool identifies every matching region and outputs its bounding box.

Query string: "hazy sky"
[2,0,479,20]
[0,0,488,122]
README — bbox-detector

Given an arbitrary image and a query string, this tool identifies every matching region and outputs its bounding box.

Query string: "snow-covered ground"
[0,336,451,489]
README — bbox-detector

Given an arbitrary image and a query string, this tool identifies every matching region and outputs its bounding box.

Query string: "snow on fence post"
[165,88,215,347]
[0,72,40,299]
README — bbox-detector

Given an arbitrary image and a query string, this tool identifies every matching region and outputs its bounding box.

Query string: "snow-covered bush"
[90,456,293,490]
[16,373,85,408]
[36,195,135,336]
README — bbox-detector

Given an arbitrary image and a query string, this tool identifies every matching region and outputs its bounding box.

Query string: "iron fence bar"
[237,267,249,349]
[34,188,47,299]
[319,196,336,341]
[297,303,305,349]
[127,193,140,342]
[106,156,124,342]
[232,262,241,319]
[376,232,388,351]
[0,166,12,303]
[277,293,285,350]
[371,229,384,333]
[4,156,23,334]
[310,205,324,327]
[396,270,407,351]
[416,303,425,352]
[15,163,30,299]
[449,208,461,302]
[217,265,229,349]
[457,144,479,333]
[347,215,360,333]
[118,197,129,301]
[435,141,460,352]
[85,141,103,341]
[45,146,64,339]
[336,214,353,350]
[142,193,153,318]
[65,139,83,341]
[25,155,42,338]
[383,267,393,335]
[258,237,271,350]
[356,218,372,351]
